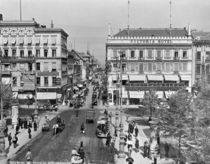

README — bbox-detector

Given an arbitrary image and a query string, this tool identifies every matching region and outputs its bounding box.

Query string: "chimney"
[188,24,191,36]
[0,14,3,21]
[51,20,54,28]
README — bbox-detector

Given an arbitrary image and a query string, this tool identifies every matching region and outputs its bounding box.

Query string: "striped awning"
[129,75,146,81]
[164,75,179,81]
[147,75,164,81]
[180,75,191,81]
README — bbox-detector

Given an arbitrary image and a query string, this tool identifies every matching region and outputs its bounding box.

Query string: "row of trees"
[143,88,210,163]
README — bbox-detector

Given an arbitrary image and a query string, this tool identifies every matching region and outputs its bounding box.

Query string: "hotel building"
[106,27,194,106]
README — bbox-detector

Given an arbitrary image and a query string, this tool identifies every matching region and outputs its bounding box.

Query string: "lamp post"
[0,58,7,159]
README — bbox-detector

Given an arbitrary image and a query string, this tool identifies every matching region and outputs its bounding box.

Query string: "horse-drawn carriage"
[52,116,65,135]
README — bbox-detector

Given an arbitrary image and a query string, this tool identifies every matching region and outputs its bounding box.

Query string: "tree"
[143,90,159,121]
[0,84,13,117]
[183,89,210,163]
[159,89,192,162]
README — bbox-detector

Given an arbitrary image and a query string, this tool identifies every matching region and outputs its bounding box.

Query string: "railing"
[156,57,162,61]
[173,57,180,61]
[125,83,186,91]
[0,56,35,63]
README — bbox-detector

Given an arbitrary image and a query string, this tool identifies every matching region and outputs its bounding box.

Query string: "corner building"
[0,19,68,105]
[106,28,194,106]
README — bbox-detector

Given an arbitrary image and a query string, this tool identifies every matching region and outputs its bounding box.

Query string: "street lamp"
[0,57,7,159]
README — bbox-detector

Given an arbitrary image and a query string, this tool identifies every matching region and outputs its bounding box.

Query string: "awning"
[19,38,24,44]
[112,75,128,81]
[27,37,32,44]
[180,75,191,81]
[129,91,144,98]
[164,75,179,81]
[3,38,8,44]
[35,37,40,44]
[12,38,16,44]
[147,75,164,81]
[129,75,146,81]
[37,92,57,100]
[156,91,164,99]
[165,91,176,99]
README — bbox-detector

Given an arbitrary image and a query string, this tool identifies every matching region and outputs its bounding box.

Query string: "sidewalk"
[2,104,70,163]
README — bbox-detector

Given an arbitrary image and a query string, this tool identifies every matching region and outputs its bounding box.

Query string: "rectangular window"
[157,63,161,71]
[208,75,210,84]
[28,63,32,71]
[28,50,32,57]
[131,50,135,58]
[162,63,165,72]
[20,50,24,57]
[166,63,170,72]
[165,50,171,59]
[130,64,135,72]
[52,77,57,86]
[174,51,179,59]
[52,62,57,72]
[183,63,188,72]
[44,49,48,57]
[4,64,10,71]
[44,62,48,71]
[196,64,201,74]
[139,50,144,59]
[12,49,16,57]
[36,63,40,71]
[148,50,153,59]
[36,77,40,86]
[4,50,8,57]
[153,63,156,71]
[157,50,161,58]
[52,49,56,57]
[174,62,179,71]
[148,62,152,72]
[196,51,201,60]
[139,63,144,73]
[12,77,17,86]
[36,49,40,57]
[183,51,188,59]
[206,51,210,59]
[44,77,48,86]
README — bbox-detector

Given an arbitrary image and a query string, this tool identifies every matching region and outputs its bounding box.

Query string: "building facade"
[193,31,210,89]
[0,18,68,105]
[106,27,194,106]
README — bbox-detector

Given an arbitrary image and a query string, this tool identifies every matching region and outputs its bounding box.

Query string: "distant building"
[0,18,68,105]
[193,31,210,89]
[106,27,194,106]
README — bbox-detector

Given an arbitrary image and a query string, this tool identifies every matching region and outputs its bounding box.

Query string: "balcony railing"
[173,57,180,61]
[0,56,35,63]
[125,83,186,91]
[156,57,162,61]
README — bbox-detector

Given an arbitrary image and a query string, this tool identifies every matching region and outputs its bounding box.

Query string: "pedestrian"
[130,122,134,134]
[34,122,37,131]
[126,156,134,164]
[12,135,18,148]
[104,109,108,116]
[28,127,32,139]
[80,123,85,134]
[106,132,112,146]
[127,139,133,157]
[164,142,170,158]
[135,138,139,152]
[4,126,8,137]
[24,119,27,129]
[143,141,148,157]
[114,127,117,137]
[25,148,32,162]
[8,133,12,146]
[15,124,19,135]
[78,141,85,162]
[134,126,139,137]
[128,123,131,133]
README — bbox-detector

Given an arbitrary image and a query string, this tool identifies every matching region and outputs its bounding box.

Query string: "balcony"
[0,56,35,63]
[156,57,162,61]
[138,57,144,61]
[125,83,186,91]
[173,57,180,61]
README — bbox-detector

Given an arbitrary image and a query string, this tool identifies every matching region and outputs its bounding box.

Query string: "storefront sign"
[37,71,59,76]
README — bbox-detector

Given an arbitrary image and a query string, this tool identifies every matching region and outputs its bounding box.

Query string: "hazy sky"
[1,0,210,65]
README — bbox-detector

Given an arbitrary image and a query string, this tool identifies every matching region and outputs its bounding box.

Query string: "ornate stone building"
[0,18,68,105]
[106,27,194,106]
